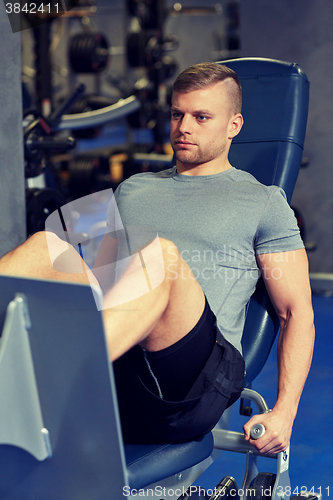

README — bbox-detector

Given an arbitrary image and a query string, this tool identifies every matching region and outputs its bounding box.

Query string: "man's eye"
[172,112,182,119]
[197,115,208,121]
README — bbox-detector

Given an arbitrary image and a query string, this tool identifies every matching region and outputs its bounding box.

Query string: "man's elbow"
[278,302,315,335]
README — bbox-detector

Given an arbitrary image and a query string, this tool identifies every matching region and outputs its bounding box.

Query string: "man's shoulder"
[123,167,174,183]
[114,167,174,199]
[229,167,266,186]
[228,168,280,195]
[224,169,291,215]
[115,167,173,193]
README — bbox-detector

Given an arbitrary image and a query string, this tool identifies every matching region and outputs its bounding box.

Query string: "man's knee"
[21,231,85,275]
[41,231,81,272]
[140,237,179,269]
[0,231,51,277]
[143,237,195,283]
[24,231,75,270]
[25,230,55,255]
[158,238,179,260]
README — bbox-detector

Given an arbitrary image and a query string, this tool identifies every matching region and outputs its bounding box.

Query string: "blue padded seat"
[125,58,310,490]
[126,433,214,490]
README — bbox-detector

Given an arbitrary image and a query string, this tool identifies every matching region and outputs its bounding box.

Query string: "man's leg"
[0,231,93,284]
[0,232,206,362]
[102,237,205,360]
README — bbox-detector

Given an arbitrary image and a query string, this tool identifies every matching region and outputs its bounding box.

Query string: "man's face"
[170,81,242,174]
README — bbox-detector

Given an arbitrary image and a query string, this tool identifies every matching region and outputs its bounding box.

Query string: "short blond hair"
[173,62,242,115]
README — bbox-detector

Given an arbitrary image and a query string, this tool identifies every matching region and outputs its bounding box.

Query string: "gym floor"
[193,293,333,498]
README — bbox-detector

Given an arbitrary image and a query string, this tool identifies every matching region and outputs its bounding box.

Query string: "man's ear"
[228,113,243,139]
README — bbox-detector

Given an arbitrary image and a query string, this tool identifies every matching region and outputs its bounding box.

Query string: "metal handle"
[250,423,266,440]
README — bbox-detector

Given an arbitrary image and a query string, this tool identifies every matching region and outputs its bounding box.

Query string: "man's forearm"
[274,310,315,418]
[243,311,314,455]
[244,249,315,454]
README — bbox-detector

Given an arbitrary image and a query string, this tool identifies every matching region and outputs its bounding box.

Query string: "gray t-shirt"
[106,166,304,353]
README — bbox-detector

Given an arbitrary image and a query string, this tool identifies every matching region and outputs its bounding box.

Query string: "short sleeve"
[255,187,304,255]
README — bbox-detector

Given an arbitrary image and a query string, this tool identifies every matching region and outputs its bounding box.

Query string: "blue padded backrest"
[223,57,309,202]
[219,58,310,385]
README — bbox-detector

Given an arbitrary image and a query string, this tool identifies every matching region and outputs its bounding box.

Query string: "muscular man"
[0,63,314,455]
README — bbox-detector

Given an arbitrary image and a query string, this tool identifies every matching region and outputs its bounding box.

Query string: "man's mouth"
[174,140,196,146]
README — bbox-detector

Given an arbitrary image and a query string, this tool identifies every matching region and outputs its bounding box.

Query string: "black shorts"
[113,298,245,444]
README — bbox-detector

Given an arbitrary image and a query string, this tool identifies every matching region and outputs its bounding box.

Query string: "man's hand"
[243,407,293,456]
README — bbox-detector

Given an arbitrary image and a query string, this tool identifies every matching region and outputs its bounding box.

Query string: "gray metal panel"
[0,275,127,500]
[0,294,51,461]
[0,4,26,257]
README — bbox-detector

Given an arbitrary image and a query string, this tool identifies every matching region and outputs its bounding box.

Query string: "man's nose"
[179,115,193,134]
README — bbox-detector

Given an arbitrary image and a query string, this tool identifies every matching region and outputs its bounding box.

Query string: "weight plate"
[69,33,109,73]
[249,472,277,500]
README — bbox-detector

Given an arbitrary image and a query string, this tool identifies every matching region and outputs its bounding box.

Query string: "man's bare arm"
[243,248,315,455]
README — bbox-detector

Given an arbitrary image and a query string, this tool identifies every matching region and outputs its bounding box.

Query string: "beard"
[172,141,227,166]
[174,149,209,165]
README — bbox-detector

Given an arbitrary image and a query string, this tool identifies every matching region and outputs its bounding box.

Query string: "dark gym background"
[1,0,332,277]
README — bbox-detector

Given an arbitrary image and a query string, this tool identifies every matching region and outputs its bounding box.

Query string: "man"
[0,63,314,455]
